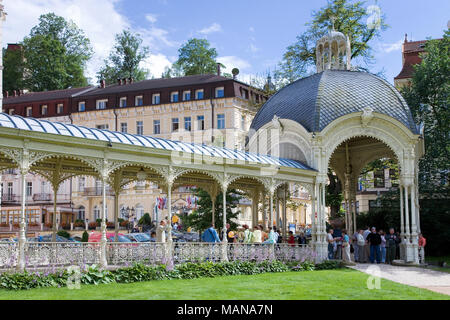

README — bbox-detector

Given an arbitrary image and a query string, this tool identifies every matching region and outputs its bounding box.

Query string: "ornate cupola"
[315,18,351,73]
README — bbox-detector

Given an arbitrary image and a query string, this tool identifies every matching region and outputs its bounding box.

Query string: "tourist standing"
[156,220,166,242]
[379,230,386,263]
[260,224,269,242]
[363,226,371,263]
[288,231,295,246]
[418,233,426,264]
[297,232,307,245]
[352,230,359,262]
[244,225,253,243]
[252,225,262,244]
[367,227,382,263]
[201,224,221,243]
[356,229,366,262]
[264,227,278,244]
[385,228,398,264]
[327,229,335,260]
[342,230,351,262]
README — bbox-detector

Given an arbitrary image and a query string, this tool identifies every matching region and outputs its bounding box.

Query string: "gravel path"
[350,263,450,296]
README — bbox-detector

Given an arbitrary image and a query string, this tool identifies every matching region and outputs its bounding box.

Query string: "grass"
[426,256,450,264]
[0,269,448,300]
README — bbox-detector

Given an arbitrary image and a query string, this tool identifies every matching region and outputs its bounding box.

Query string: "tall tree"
[182,188,242,233]
[276,0,388,84]
[401,29,450,197]
[171,38,219,76]
[23,13,92,91]
[2,46,25,93]
[97,30,150,84]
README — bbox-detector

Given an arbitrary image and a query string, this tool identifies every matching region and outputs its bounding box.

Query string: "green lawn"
[0,269,448,300]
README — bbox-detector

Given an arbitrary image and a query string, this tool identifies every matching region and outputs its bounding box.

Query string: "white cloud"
[249,43,259,53]
[145,13,158,24]
[249,26,255,32]
[140,53,173,78]
[198,23,222,35]
[379,39,403,53]
[2,0,175,83]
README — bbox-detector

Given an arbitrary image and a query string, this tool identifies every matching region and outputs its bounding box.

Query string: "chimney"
[13,90,17,97]
[129,77,133,84]
[117,78,122,85]
[5,91,9,98]
[122,78,127,85]
[99,79,106,88]
[217,63,221,76]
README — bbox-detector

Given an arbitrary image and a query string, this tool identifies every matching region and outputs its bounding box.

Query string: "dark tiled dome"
[250,70,418,134]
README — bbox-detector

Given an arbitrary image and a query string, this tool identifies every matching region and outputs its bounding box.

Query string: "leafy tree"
[97,30,150,84]
[276,0,388,84]
[183,188,242,233]
[326,168,344,219]
[171,38,219,76]
[23,13,92,91]
[401,29,450,198]
[81,231,89,242]
[2,46,25,93]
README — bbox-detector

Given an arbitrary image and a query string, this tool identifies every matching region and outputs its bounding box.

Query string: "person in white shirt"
[252,225,262,244]
[356,229,366,262]
[156,220,166,242]
[327,229,335,259]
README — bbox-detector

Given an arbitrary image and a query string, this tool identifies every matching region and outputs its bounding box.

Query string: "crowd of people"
[327,226,427,264]
[200,223,309,246]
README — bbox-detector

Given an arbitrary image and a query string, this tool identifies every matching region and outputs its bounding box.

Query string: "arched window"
[135,204,144,220]
[77,206,85,220]
[93,206,100,220]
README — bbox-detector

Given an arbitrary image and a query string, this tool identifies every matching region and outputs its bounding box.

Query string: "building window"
[8,109,14,115]
[184,117,191,131]
[217,114,225,129]
[153,120,160,134]
[78,102,86,112]
[152,93,160,104]
[96,99,107,110]
[120,122,127,133]
[195,89,204,100]
[241,88,248,99]
[26,107,32,117]
[215,87,224,98]
[136,121,144,135]
[172,118,179,132]
[78,206,85,221]
[120,97,127,108]
[183,91,191,101]
[197,115,205,130]
[41,105,48,116]
[96,124,109,130]
[171,92,179,103]
[135,95,143,106]
[78,177,85,192]
[26,182,32,197]
[374,170,385,188]
[57,103,64,114]
[93,206,100,220]
[241,115,245,130]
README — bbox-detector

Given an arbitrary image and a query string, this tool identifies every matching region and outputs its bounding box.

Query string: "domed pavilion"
[248,26,424,264]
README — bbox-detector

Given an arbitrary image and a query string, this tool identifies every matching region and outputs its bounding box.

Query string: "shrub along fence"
[0,260,346,291]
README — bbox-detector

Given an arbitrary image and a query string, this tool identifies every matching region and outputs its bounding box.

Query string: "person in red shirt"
[418,233,426,264]
[288,231,295,246]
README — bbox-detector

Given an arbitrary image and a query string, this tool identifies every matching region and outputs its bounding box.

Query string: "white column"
[282,185,287,241]
[400,185,404,236]
[114,192,119,242]
[410,184,417,236]
[52,185,58,242]
[17,170,27,271]
[221,185,228,262]
[276,196,280,230]
[211,197,215,229]
[100,178,108,268]
[167,182,173,243]
[404,185,410,237]
[262,192,266,229]
[269,191,274,229]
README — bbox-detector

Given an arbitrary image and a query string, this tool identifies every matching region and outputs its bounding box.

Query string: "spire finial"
[330,16,336,31]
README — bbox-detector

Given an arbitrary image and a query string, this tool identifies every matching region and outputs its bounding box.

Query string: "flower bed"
[0,260,345,290]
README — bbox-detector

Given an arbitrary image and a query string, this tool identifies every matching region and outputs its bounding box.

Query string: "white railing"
[0,242,316,269]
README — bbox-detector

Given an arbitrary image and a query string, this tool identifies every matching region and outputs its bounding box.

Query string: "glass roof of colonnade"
[0,113,314,171]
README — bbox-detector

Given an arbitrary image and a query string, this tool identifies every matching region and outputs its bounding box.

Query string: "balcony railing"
[81,187,114,197]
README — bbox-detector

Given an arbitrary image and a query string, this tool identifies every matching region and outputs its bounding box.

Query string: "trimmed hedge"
[0,260,345,291]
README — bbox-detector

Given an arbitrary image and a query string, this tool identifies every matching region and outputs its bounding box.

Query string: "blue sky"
[3,0,450,84]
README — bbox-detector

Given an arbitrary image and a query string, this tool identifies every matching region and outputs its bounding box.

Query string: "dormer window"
[183,91,191,101]
[120,97,127,107]
[171,91,179,103]
[96,99,107,110]
[26,107,32,117]
[57,103,64,114]
[195,89,204,100]
[152,93,160,104]
[135,95,143,106]
[215,87,224,98]
[41,105,48,116]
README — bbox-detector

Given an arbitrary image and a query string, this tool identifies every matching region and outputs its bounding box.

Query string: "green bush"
[81,231,89,242]
[57,230,70,239]
[0,260,347,290]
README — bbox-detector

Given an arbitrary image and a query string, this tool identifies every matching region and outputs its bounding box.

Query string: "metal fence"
[0,242,316,269]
